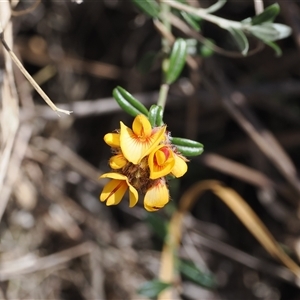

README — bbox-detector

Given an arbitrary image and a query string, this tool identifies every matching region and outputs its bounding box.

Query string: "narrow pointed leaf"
[251,3,280,25]
[228,27,249,55]
[131,0,160,18]
[179,259,216,288]
[249,24,278,41]
[180,11,201,31]
[137,280,171,298]
[113,86,149,117]
[249,23,292,42]
[272,23,292,40]
[148,105,163,127]
[171,137,204,156]
[205,0,227,13]
[264,40,282,57]
[166,38,188,84]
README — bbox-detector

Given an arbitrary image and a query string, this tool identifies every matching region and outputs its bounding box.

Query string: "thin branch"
[0,25,72,116]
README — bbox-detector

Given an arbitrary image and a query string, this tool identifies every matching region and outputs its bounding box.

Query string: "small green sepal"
[166,38,188,85]
[148,105,163,127]
[171,137,204,156]
[113,86,149,117]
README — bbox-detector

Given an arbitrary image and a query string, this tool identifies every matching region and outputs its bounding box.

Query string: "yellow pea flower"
[120,114,166,164]
[100,114,190,212]
[171,153,188,178]
[144,178,170,212]
[99,173,138,207]
[148,145,175,179]
[104,133,120,147]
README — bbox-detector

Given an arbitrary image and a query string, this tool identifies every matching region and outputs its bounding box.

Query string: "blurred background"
[1,0,300,299]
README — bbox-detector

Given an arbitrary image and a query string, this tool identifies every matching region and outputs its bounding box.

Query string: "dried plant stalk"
[0,24,72,116]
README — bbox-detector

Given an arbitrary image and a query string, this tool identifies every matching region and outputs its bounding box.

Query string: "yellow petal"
[148,146,175,179]
[120,122,166,164]
[144,179,169,212]
[99,172,138,207]
[106,181,128,206]
[132,114,152,137]
[100,172,127,180]
[109,154,127,169]
[104,133,120,147]
[171,154,188,178]
[100,179,127,206]
[155,149,167,165]
[128,185,139,207]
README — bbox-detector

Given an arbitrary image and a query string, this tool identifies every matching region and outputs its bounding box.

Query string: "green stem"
[161,1,171,53]
[161,0,241,29]
[157,83,170,110]
[158,1,171,111]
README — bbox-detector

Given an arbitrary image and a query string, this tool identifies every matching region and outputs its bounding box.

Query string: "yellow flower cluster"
[99,115,188,211]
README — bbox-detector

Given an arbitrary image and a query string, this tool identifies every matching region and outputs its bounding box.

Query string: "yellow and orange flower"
[100,173,138,207]
[120,114,166,164]
[144,178,169,212]
[148,145,175,179]
[99,114,189,212]
[148,145,188,179]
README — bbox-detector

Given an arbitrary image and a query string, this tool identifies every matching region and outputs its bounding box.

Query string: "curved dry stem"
[0,26,72,116]
[158,180,300,299]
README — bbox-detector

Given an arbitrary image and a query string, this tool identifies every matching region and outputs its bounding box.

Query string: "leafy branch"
[133,0,292,56]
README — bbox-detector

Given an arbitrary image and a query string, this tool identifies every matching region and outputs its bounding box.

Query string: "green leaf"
[249,24,278,41]
[249,23,292,42]
[179,259,216,288]
[148,105,164,127]
[264,40,282,57]
[113,86,149,117]
[227,27,249,55]
[131,0,160,18]
[145,212,168,240]
[137,280,171,299]
[251,3,280,25]
[171,137,204,156]
[166,38,188,85]
[205,0,227,14]
[180,11,201,31]
[272,23,292,40]
[241,17,252,25]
